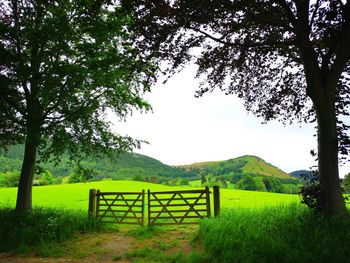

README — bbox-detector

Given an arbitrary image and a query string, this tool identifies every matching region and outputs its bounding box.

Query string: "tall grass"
[0,207,100,252]
[199,204,350,263]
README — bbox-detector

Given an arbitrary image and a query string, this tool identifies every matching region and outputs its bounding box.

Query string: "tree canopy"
[124,0,350,215]
[0,0,154,211]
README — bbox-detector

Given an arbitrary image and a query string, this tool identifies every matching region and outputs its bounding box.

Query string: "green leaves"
[0,0,154,162]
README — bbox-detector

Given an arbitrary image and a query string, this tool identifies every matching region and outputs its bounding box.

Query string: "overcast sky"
[115,66,350,177]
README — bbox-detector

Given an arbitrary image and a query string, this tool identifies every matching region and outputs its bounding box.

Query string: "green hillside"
[179,155,301,194]
[0,145,191,186]
[0,145,301,194]
[179,155,290,178]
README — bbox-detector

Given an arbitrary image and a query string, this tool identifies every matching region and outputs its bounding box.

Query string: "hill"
[289,170,314,180]
[0,145,191,186]
[0,146,301,193]
[179,155,292,178]
[178,155,301,193]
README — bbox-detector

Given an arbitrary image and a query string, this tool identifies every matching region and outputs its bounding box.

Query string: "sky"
[115,66,350,177]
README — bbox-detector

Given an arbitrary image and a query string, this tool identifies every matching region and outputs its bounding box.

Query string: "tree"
[237,176,257,191]
[150,175,159,184]
[0,0,153,211]
[3,170,20,187]
[35,168,54,186]
[124,0,350,216]
[68,166,96,183]
[343,172,350,193]
[200,172,207,185]
[220,177,228,188]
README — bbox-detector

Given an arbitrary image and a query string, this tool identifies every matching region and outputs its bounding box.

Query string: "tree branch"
[275,0,297,28]
[309,0,320,29]
[187,26,295,49]
[328,13,350,87]
[293,0,322,99]
[243,5,294,31]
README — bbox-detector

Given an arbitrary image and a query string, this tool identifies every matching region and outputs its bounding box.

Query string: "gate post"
[141,190,145,226]
[88,188,97,217]
[213,186,220,217]
[205,186,211,218]
[147,189,151,226]
[95,189,100,218]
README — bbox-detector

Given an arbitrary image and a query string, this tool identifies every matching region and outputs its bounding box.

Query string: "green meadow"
[2,180,350,263]
[0,179,299,210]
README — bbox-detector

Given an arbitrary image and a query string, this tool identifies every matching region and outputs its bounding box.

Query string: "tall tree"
[123,0,350,215]
[0,0,153,211]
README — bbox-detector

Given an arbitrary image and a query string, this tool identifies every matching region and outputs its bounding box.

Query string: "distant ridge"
[1,145,302,193]
[1,145,296,184]
[178,155,293,179]
[0,144,189,180]
[289,170,314,180]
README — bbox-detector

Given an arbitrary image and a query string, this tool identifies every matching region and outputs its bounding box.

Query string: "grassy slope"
[0,180,299,210]
[240,155,289,178]
[180,155,292,179]
[1,145,296,189]
[0,144,187,180]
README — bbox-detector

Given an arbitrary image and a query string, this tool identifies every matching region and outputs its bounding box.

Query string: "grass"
[124,247,212,263]
[1,181,350,262]
[0,207,100,253]
[0,180,188,209]
[0,180,299,210]
[183,155,290,178]
[0,180,304,260]
[199,204,350,263]
[241,155,288,178]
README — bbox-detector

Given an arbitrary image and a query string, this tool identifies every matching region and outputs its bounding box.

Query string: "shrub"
[2,170,20,187]
[0,207,100,252]
[299,171,323,212]
[237,175,257,190]
[342,172,350,193]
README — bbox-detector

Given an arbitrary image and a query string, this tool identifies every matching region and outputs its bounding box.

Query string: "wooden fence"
[89,189,145,226]
[148,187,210,225]
[88,186,220,226]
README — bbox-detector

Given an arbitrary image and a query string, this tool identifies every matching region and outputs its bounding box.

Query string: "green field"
[3,180,350,263]
[0,180,299,210]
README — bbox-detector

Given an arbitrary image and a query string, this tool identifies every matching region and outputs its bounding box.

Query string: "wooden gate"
[88,186,219,226]
[89,189,145,226]
[148,187,211,225]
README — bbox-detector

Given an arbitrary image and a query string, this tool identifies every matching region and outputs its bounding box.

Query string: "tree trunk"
[15,126,40,212]
[314,94,347,216]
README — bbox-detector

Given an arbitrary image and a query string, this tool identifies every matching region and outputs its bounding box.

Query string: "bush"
[0,207,100,252]
[342,172,350,193]
[68,167,96,183]
[253,177,267,191]
[283,184,301,194]
[237,175,257,190]
[299,171,323,212]
[261,177,285,193]
[199,205,350,263]
[34,168,55,186]
[2,170,20,187]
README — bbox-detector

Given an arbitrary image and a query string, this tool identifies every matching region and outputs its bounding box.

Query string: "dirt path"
[0,225,204,263]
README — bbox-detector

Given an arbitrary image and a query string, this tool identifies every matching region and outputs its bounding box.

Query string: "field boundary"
[88,186,220,226]
[148,187,211,225]
[89,189,145,226]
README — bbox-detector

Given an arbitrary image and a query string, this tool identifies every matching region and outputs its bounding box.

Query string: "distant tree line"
[199,173,301,194]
